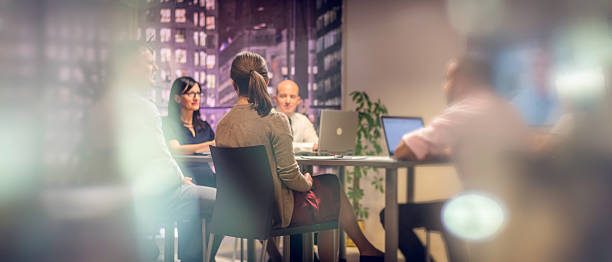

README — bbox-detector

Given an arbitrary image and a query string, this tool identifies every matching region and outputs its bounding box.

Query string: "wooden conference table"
[176,154,447,262]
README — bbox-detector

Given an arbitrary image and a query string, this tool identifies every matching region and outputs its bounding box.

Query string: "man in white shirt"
[274,80,319,152]
[382,52,529,262]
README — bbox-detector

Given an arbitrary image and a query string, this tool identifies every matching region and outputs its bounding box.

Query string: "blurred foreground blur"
[1,0,612,261]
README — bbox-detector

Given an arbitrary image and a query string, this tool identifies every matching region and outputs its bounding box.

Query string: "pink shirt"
[402,91,528,161]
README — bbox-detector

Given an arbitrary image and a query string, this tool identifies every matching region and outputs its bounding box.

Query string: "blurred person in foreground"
[274,79,319,153]
[89,41,220,262]
[215,51,383,261]
[380,51,530,262]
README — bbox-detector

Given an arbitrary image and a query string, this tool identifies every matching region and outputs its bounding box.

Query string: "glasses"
[183,91,202,98]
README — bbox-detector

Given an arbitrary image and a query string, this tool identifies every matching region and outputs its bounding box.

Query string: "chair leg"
[202,219,207,262]
[241,238,244,262]
[260,240,268,262]
[282,236,290,262]
[331,230,337,262]
[425,230,431,262]
[164,221,174,262]
[302,233,313,262]
[233,238,239,262]
[206,234,215,262]
[247,239,256,262]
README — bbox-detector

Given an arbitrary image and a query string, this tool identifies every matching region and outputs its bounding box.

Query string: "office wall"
[344,0,465,260]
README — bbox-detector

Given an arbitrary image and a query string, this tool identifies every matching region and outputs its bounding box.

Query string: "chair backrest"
[209,145,275,239]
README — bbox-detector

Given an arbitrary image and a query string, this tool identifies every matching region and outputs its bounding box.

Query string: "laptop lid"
[381,116,424,155]
[318,110,358,155]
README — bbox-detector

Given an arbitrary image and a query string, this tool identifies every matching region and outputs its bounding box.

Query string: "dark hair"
[230,51,273,116]
[167,76,206,130]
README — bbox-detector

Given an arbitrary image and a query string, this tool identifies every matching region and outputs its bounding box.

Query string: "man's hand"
[393,141,418,161]
[312,143,318,152]
[183,177,196,186]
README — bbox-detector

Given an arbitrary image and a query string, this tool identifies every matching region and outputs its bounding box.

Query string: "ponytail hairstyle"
[230,51,273,116]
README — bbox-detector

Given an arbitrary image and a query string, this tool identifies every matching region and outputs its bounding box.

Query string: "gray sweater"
[215,104,312,227]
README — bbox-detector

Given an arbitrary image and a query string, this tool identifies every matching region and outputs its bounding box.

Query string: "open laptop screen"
[381,116,424,155]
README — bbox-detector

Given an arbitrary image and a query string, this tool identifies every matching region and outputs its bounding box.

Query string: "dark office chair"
[208,145,338,262]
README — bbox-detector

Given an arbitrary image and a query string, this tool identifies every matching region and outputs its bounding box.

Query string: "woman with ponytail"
[216,51,383,262]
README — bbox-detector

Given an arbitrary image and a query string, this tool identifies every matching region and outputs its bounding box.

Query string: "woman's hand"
[303,172,313,188]
[183,177,196,186]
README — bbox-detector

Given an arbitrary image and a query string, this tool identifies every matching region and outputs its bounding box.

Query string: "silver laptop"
[317,110,359,157]
[381,116,424,156]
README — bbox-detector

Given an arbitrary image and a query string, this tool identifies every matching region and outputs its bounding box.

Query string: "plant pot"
[346,219,365,247]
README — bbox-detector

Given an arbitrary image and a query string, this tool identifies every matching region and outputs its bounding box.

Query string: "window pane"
[175,9,186,23]
[206,55,215,69]
[145,28,156,41]
[194,52,199,66]
[160,9,171,23]
[160,48,171,62]
[206,75,215,89]
[206,0,215,10]
[175,49,186,64]
[206,16,215,30]
[193,12,198,26]
[175,29,185,43]
[160,28,171,42]
[193,32,199,45]
[199,32,206,47]
[199,12,205,27]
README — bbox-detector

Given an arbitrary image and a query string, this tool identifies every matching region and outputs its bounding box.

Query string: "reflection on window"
[175,9,186,23]
[160,48,171,62]
[193,12,198,26]
[206,55,215,69]
[206,16,215,30]
[193,31,199,45]
[206,0,215,10]
[199,12,205,27]
[200,0,205,7]
[145,28,156,41]
[200,52,206,65]
[175,49,187,64]
[175,29,185,43]
[206,75,215,89]
[160,28,171,42]
[160,9,171,23]
[194,52,199,66]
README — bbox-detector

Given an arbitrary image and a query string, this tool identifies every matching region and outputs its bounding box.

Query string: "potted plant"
[346,91,388,221]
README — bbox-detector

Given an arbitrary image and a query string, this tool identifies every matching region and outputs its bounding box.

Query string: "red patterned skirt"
[290,174,341,226]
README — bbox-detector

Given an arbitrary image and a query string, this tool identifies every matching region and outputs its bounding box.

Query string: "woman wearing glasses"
[163,76,216,187]
[162,76,219,262]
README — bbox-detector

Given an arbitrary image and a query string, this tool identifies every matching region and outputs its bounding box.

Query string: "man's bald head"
[275,80,301,116]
